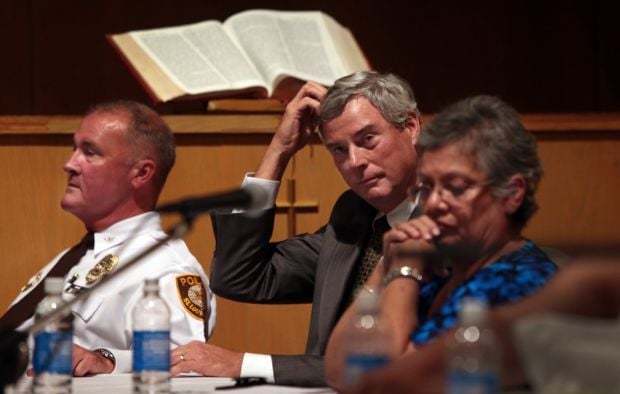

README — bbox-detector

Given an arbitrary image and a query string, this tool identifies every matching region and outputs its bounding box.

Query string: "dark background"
[1,0,618,115]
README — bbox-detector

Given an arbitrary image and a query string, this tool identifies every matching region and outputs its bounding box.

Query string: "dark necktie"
[350,216,391,301]
[0,233,94,330]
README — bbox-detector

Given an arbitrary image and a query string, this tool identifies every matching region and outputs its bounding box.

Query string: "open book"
[108,10,371,103]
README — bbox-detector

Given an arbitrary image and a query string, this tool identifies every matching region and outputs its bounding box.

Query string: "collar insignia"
[20,272,43,293]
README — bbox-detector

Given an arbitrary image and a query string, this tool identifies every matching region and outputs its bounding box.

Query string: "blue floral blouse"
[411,240,557,345]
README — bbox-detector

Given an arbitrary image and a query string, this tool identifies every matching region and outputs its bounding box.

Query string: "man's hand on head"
[256,81,327,181]
[274,81,327,154]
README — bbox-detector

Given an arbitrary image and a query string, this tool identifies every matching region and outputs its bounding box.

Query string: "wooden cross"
[276,178,319,237]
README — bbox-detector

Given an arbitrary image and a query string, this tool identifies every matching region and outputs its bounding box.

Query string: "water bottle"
[343,287,392,388]
[446,298,501,394]
[32,277,73,394]
[132,279,171,394]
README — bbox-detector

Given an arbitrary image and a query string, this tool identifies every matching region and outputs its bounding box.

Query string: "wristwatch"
[383,265,423,286]
[93,348,116,367]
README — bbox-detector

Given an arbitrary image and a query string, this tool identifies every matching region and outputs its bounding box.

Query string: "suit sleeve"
[210,207,325,303]
[272,354,326,386]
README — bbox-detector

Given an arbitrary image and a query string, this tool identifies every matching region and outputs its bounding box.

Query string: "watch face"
[95,348,115,364]
[384,265,423,285]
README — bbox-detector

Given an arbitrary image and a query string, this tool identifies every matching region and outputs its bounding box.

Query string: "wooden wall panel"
[0,2,31,113]
[0,137,84,305]
[525,134,620,248]
[0,126,346,355]
[1,113,619,356]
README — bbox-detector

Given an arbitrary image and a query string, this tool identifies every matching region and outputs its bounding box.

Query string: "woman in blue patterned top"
[325,95,557,389]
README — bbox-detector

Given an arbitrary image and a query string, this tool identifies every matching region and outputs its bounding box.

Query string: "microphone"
[157,184,269,216]
[0,187,270,389]
[0,185,269,388]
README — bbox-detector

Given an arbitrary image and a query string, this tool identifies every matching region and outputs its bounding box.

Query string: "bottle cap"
[459,297,489,325]
[144,278,160,292]
[44,277,65,294]
[356,286,380,314]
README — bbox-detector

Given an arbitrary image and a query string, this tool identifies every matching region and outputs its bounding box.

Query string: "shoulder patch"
[176,274,206,320]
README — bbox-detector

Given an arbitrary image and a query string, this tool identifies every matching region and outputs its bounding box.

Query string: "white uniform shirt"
[12,212,216,373]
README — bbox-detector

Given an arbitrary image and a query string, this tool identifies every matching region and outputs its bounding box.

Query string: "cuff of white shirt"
[238,172,279,212]
[109,349,132,373]
[240,353,275,383]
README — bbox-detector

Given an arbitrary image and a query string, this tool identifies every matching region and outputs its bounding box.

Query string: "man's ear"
[405,113,421,145]
[503,174,526,214]
[131,159,156,188]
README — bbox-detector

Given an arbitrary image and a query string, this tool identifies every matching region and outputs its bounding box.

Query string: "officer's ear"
[131,159,156,188]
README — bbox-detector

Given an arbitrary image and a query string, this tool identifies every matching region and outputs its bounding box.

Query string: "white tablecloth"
[7,374,335,393]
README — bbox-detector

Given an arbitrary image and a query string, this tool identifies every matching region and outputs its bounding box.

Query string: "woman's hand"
[383,215,448,279]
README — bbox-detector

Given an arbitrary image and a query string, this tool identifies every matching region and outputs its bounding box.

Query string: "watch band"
[383,265,423,286]
[93,348,116,366]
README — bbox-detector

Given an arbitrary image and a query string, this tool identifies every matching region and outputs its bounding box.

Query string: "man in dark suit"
[170,71,421,386]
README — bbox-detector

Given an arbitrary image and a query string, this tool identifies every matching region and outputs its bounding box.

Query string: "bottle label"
[33,331,73,374]
[344,353,390,386]
[133,330,170,372]
[447,371,500,394]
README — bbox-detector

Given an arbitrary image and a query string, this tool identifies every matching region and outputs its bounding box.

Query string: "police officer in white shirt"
[2,100,216,375]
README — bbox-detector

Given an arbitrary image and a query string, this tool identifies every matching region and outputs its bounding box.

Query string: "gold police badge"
[176,274,206,320]
[86,254,119,284]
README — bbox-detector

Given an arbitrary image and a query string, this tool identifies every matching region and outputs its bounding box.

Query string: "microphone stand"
[0,216,194,390]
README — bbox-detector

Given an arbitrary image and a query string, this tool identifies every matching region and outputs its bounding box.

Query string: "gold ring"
[179,354,185,362]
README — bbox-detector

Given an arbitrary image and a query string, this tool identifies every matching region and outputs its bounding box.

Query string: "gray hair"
[418,95,542,229]
[319,71,420,132]
[87,100,175,193]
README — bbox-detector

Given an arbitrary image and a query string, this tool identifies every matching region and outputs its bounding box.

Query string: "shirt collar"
[375,198,417,228]
[93,211,160,256]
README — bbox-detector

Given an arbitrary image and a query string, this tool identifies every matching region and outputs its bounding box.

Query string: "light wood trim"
[0,115,282,135]
[207,99,285,113]
[521,113,620,131]
[1,113,619,135]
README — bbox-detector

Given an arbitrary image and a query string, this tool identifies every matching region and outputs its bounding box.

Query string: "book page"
[322,16,370,74]
[225,10,359,93]
[130,21,266,95]
[109,34,185,102]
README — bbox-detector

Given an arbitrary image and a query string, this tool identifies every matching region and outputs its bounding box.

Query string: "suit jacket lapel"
[314,192,376,351]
